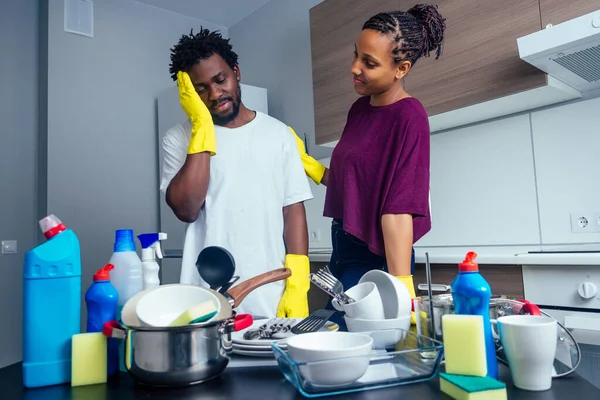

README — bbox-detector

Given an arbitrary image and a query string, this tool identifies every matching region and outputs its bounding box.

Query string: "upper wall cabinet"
[539,0,600,27]
[309,0,399,145]
[401,0,544,116]
[310,0,586,145]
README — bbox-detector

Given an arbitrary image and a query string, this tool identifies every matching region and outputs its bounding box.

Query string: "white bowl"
[331,281,385,319]
[344,315,412,334]
[358,270,411,319]
[135,284,221,327]
[362,329,408,349]
[286,331,373,386]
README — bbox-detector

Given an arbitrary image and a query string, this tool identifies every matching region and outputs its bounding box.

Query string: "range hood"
[518,10,600,92]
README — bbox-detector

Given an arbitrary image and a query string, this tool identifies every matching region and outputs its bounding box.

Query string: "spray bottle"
[137,232,167,290]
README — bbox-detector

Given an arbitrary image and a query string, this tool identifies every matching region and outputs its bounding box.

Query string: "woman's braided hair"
[362,4,446,66]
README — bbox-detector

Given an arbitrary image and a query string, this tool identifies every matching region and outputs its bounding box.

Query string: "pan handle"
[518,299,542,316]
[103,320,127,340]
[226,268,291,308]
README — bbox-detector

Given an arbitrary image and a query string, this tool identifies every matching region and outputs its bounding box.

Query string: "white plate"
[359,270,411,319]
[232,348,275,358]
[233,342,285,351]
[232,318,339,346]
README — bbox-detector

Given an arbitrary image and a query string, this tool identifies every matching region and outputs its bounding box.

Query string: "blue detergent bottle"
[85,263,119,376]
[450,251,498,379]
[22,214,81,388]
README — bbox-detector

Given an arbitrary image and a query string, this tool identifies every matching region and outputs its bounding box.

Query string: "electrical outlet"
[570,212,600,233]
[309,229,321,243]
[1,240,17,254]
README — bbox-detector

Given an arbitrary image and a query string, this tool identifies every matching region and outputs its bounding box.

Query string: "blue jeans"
[325,219,415,330]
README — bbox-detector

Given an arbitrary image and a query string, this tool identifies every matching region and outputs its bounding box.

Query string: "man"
[160,28,313,318]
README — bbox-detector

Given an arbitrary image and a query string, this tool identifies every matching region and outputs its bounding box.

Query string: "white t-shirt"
[160,112,313,318]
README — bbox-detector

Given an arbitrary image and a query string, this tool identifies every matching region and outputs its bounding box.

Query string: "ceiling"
[134,0,273,28]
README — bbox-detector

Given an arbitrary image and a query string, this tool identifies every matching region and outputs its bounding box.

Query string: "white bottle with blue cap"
[137,232,167,290]
[108,229,143,320]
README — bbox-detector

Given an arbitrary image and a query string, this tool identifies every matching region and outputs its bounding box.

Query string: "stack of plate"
[231,318,338,357]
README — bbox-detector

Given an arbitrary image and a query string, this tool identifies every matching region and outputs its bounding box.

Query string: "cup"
[331,281,385,319]
[492,315,557,391]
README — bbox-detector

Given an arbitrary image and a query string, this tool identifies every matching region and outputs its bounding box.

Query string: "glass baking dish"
[270,328,444,398]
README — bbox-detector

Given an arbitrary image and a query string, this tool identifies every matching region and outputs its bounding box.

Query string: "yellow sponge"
[169,300,218,326]
[440,373,507,400]
[442,314,487,377]
[71,332,107,387]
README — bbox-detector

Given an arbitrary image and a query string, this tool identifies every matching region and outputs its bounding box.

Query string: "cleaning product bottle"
[137,232,167,290]
[108,229,143,372]
[22,214,82,388]
[108,229,143,320]
[450,251,498,379]
[85,264,119,376]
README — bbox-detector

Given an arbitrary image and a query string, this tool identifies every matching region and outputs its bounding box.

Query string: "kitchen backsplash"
[306,96,600,251]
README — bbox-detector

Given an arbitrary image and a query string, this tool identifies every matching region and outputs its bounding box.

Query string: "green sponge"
[440,373,507,400]
[71,332,107,387]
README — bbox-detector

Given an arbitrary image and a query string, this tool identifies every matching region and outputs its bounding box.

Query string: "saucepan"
[103,262,291,387]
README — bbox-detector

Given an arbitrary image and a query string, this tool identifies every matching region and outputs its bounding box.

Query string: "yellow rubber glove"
[177,71,216,155]
[397,275,417,325]
[288,126,326,185]
[277,254,310,318]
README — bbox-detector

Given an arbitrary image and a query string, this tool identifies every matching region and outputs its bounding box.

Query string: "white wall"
[229,0,330,160]
[422,96,600,248]
[531,98,600,244]
[0,0,39,369]
[419,114,541,247]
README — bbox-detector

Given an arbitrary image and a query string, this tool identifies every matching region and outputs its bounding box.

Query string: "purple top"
[323,96,431,257]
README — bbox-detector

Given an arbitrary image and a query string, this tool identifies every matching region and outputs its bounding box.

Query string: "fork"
[309,273,339,299]
[316,269,355,304]
[243,318,274,340]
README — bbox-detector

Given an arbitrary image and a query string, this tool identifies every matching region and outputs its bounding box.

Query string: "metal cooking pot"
[415,294,542,343]
[103,267,291,387]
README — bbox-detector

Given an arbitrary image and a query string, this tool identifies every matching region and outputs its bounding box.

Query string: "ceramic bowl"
[344,314,412,334]
[286,331,373,386]
[331,281,385,319]
[135,284,221,327]
[358,270,411,319]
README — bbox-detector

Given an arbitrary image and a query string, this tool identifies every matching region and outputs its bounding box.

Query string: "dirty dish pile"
[231,318,339,357]
[331,270,412,337]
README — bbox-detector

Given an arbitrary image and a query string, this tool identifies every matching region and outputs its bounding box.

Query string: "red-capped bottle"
[451,252,498,379]
[85,264,119,376]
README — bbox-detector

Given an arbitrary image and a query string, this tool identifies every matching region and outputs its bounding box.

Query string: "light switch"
[1,240,17,254]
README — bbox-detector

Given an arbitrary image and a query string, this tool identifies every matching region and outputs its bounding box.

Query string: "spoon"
[196,246,238,293]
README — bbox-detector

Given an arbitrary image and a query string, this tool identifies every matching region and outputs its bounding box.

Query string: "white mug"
[331,281,385,319]
[491,315,557,391]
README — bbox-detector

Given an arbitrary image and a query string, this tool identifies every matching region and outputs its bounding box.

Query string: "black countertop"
[1,362,598,400]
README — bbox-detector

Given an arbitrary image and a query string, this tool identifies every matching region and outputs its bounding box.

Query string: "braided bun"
[407,4,446,59]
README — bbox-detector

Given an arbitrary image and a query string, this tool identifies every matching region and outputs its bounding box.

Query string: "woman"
[293,4,446,316]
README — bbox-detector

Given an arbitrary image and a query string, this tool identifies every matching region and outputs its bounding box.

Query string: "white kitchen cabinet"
[304,158,333,251]
[530,97,600,244]
[416,114,541,247]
